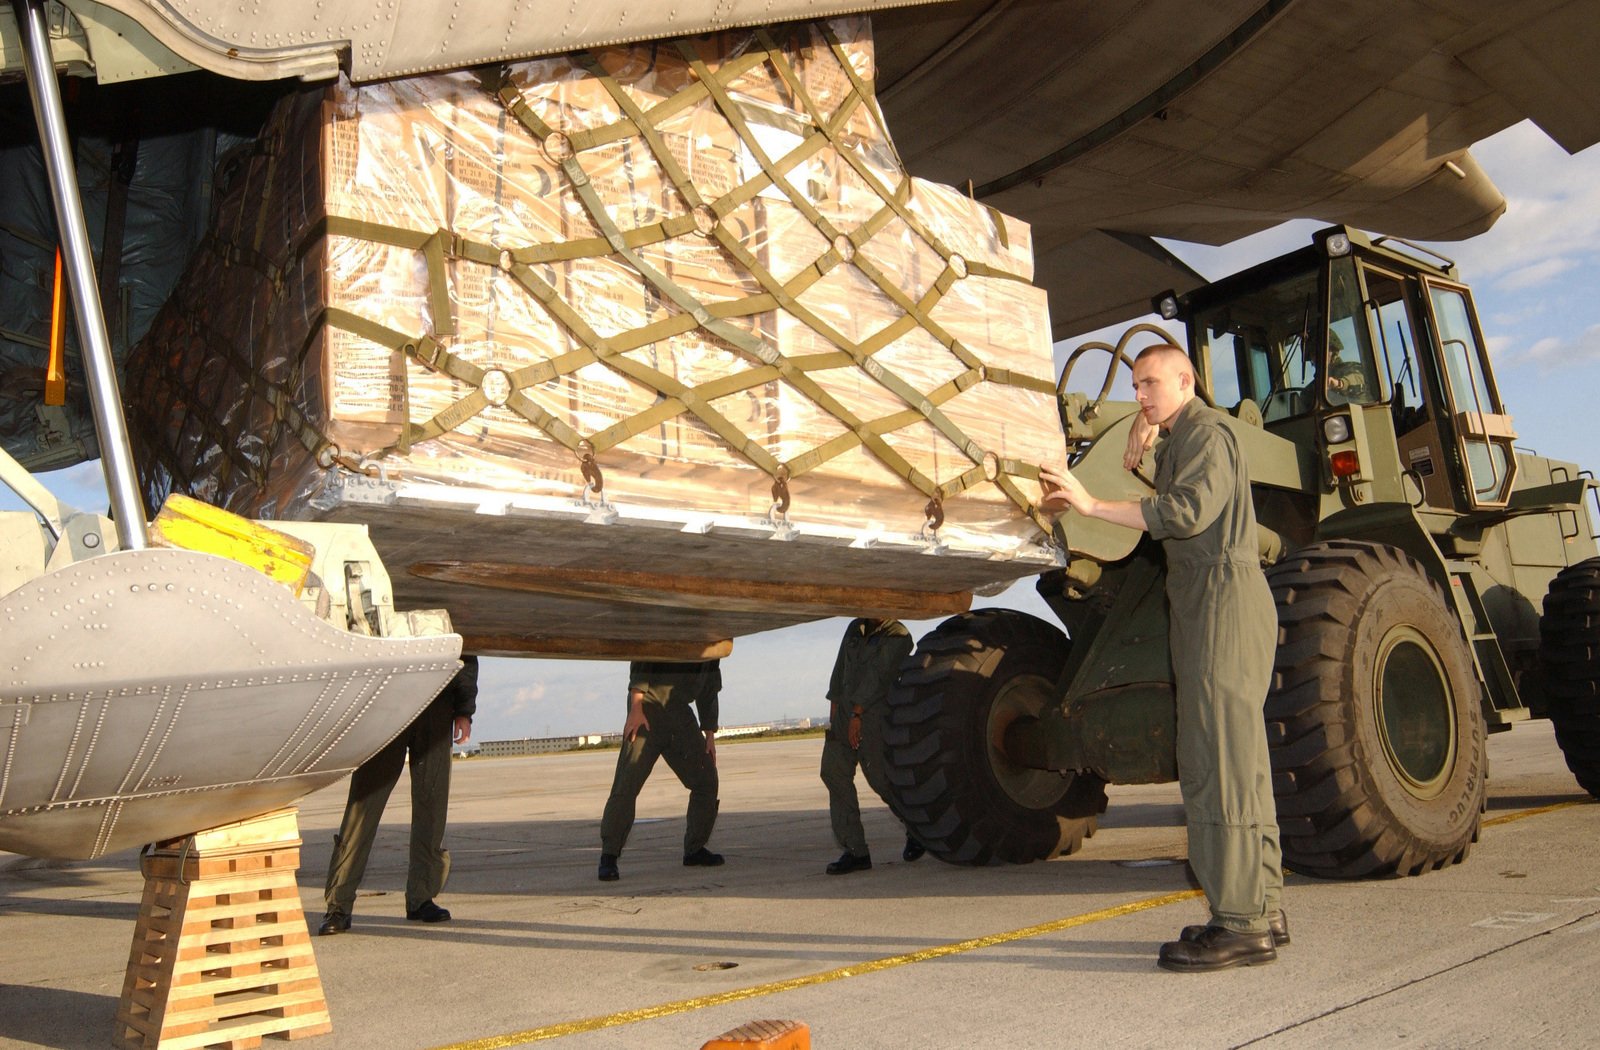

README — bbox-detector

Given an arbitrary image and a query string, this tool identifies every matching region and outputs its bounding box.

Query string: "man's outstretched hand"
[1039,464,1093,517]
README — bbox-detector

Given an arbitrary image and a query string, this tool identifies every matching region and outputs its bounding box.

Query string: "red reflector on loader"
[1330,450,1360,478]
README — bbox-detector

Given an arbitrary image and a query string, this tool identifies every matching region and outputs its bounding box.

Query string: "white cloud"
[472,658,620,738]
[1503,322,1600,370]
[1486,304,1547,329]
[497,681,548,716]
[1496,256,1578,291]
[1446,125,1600,285]
[1482,333,1515,362]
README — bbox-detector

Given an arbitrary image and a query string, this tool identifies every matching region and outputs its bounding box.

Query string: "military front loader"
[883,226,1600,878]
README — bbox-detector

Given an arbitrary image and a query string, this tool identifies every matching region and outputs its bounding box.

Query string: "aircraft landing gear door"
[1424,280,1517,508]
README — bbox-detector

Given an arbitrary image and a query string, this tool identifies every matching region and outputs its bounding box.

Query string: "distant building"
[477,734,607,758]
[714,724,771,739]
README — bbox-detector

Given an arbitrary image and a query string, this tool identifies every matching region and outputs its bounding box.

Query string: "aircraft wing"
[3,0,1598,457]
[6,0,1597,340]
[871,0,1600,335]
[0,0,948,83]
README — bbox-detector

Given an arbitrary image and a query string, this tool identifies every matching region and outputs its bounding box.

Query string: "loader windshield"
[1192,267,1320,422]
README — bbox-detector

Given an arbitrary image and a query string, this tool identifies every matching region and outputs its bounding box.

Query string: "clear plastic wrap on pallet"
[127,16,1062,557]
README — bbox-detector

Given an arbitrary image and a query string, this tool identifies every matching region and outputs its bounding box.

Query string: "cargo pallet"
[115,808,331,1049]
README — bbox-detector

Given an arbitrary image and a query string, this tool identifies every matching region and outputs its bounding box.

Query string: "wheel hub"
[987,674,1072,809]
[1373,626,1457,797]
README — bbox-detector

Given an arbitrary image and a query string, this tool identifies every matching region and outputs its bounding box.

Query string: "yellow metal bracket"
[150,492,314,595]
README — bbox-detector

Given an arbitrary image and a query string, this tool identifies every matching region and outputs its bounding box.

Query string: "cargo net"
[127,17,1063,551]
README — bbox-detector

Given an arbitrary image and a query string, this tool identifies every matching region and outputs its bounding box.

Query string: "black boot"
[1158,926,1276,972]
[317,908,351,935]
[825,850,872,875]
[598,854,620,881]
[406,899,451,923]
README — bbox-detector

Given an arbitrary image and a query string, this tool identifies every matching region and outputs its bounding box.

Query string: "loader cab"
[1178,226,1516,512]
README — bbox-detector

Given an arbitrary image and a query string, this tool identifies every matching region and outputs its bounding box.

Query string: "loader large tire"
[1266,541,1485,878]
[882,609,1106,865]
[1537,557,1600,797]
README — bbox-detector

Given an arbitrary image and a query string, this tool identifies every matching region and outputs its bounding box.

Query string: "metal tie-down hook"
[578,440,604,497]
[577,440,616,523]
[768,465,797,540]
[769,465,791,522]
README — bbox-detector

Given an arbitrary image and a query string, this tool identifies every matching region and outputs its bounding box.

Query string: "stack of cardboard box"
[130,16,1062,551]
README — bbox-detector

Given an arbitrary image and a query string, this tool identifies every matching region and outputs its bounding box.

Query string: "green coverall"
[1139,399,1283,934]
[600,660,721,857]
[819,619,915,857]
[324,656,478,915]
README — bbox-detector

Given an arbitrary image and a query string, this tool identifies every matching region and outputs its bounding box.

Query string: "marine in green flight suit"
[1041,343,1284,972]
[819,618,919,874]
[598,659,723,881]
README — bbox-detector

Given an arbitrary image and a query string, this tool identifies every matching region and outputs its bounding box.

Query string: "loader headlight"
[1323,231,1352,257]
[1323,414,1352,444]
[1152,290,1179,320]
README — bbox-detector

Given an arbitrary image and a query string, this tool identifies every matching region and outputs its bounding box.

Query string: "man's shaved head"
[1134,343,1193,381]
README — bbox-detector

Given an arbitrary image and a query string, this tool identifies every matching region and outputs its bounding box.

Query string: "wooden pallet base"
[116,808,332,1050]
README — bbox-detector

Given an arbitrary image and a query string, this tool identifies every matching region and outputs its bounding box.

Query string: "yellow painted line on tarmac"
[1483,797,1589,828]
[430,887,1205,1049]
[433,799,1591,1049]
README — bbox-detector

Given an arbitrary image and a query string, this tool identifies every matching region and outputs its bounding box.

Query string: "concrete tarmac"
[2,721,1597,1049]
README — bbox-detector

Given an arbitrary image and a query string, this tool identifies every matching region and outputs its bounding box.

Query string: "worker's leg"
[1173,572,1276,935]
[600,723,662,857]
[821,733,867,855]
[404,696,455,912]
[657,703,720,855]
[324,734,407,914]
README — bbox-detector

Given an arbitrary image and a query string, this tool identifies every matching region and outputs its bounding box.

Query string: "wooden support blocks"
[115,807,332,1049]
[701,1019,811,1050]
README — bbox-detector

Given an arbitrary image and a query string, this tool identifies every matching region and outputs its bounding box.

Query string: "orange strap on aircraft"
[45,247,67,406]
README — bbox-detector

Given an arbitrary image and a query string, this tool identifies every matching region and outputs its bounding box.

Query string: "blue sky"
[7,120,1599,740]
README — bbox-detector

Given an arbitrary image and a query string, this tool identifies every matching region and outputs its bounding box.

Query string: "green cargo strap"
[982,367,1055,395]
[983,203,1010,248]
[321,217,458,337]
[322,309,488,454]
[605,37,1008,507]
[324,309,482,388]
[250,136,279,256]
[816,21,907,171]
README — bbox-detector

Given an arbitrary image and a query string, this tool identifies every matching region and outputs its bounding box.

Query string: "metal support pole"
[11,0,148,550]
